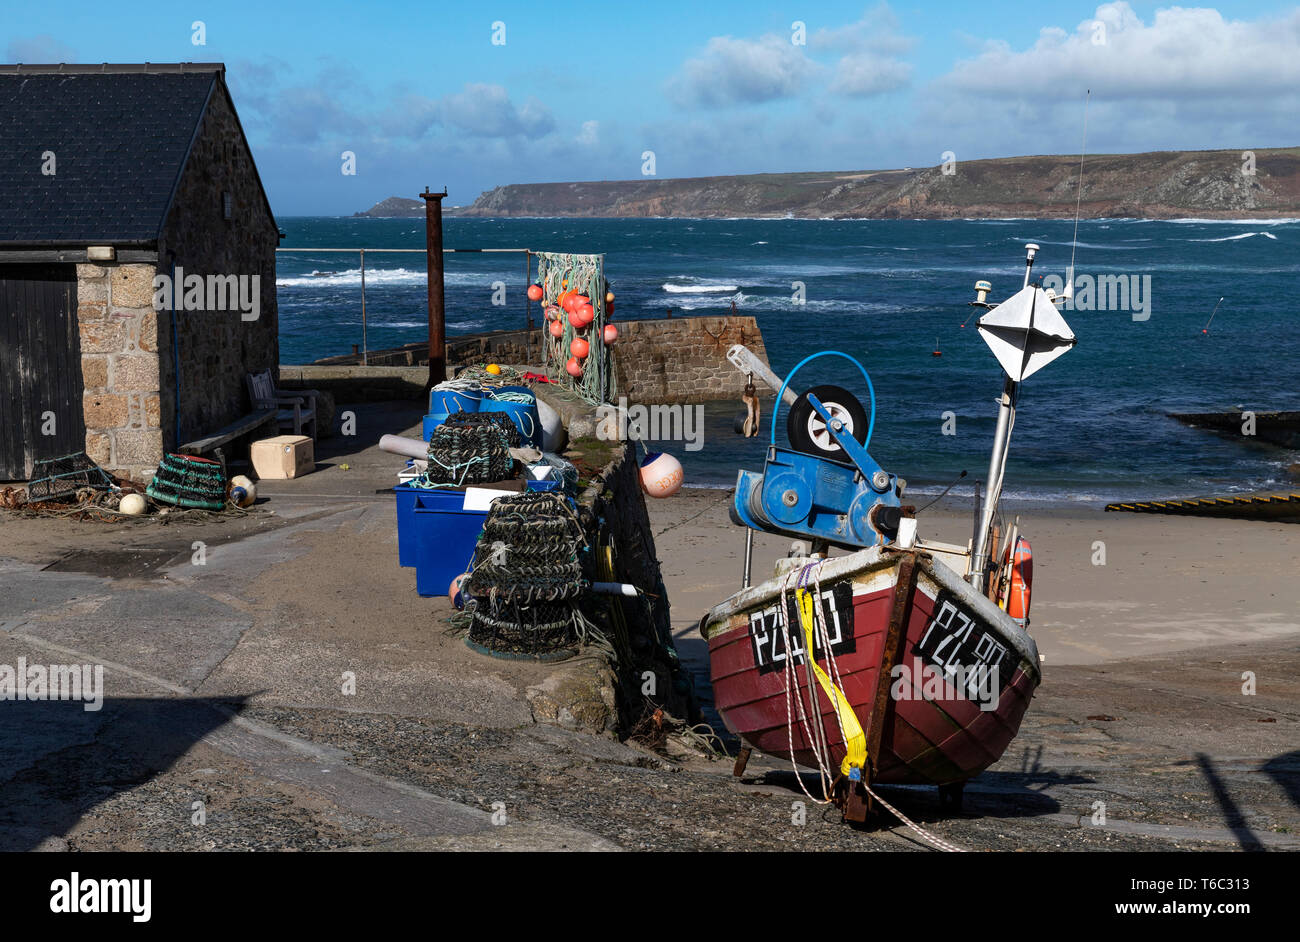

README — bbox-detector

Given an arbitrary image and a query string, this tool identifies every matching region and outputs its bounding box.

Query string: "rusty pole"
[421,187,448,389]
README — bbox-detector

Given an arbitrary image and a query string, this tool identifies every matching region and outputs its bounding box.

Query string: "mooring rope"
[775,558,967,851]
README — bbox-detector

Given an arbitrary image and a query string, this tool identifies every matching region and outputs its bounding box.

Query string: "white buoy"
[229,474,257,507]
[536,397,565,453]
[119,493,146,515]
[640,452,684,498]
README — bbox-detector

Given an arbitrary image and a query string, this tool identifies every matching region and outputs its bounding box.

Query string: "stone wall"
[155,81,280,448]
[304,315,768,405]
[612,315,766,403]
[77,262,164,482]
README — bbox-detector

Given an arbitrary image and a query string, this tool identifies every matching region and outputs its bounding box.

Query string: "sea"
[277,216,1299,505]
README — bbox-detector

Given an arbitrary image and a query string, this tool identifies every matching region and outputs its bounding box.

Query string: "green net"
[535,252,616,405]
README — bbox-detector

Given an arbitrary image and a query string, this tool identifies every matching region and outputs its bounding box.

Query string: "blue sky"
[5,0,1297,215]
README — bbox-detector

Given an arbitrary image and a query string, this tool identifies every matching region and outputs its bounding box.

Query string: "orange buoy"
[567,311,585,329]
[570,337,590,359]
[565,357,583,377]
[527,284,543,302]
[1004,537,1033,624]
[605,291,615,304]
[548,319,564,337]
[602,323,618,344]
[577,303,595,325]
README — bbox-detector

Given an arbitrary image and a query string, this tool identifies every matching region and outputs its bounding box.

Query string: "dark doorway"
[0,264,85,479]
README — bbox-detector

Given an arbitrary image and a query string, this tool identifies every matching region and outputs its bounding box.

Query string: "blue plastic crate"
[412,490,490,597]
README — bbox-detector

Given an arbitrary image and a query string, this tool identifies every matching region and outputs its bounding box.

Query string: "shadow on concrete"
[314,401,426,463]
[1262,749,1300,812]
[1196,752,1265,852]
[751,743,1093,827]
[0,695,247,851]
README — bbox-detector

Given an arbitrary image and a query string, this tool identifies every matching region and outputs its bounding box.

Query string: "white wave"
[751,241,768,245]
[277,267,505,288]
[1149,217,1300,225]
[1187,231,1279,242]
[662,282,740,294]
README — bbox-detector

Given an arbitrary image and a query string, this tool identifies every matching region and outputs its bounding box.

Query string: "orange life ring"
[1003,537,1033,624]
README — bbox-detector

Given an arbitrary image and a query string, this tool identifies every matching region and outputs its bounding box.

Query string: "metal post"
[525,250,533,332]
[742,529,754,589]
[970,376,1018,592]
[420,187,448,387]
[359,248,368,366]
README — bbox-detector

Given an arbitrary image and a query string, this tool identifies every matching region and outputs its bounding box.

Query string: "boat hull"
[702,548,1040,786]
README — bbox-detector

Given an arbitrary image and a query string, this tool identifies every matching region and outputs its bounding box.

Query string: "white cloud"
[943,2,1300,100]
[439,83,555,138]
[668,34,819,107]
[5,34,77,63]
[811,3,916,56]
[830,54,912,96]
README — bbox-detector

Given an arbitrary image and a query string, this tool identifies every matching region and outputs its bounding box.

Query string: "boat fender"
[1006,537,1032,625]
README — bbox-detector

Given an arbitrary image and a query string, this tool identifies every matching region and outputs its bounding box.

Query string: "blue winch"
[731,351,904,550]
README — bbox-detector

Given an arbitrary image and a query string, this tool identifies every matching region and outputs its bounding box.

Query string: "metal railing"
[276,247,536,365]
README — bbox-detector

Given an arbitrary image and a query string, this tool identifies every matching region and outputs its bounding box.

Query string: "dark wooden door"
[0,264,84,480]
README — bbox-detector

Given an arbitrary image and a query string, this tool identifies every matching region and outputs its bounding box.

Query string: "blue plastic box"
[412,490,490,597]
[422,411,452,441]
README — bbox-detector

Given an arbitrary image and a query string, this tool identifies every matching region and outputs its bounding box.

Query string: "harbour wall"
[301,314,769,405]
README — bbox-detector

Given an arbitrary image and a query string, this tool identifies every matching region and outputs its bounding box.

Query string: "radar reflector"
[977,284,1077,382]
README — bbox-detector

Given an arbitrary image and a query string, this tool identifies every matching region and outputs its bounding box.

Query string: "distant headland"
[354,147,1300,220]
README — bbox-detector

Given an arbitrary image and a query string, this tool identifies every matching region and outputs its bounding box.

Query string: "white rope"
[862,782,967,853]
[776,567,835,804]
[783,560,968,852]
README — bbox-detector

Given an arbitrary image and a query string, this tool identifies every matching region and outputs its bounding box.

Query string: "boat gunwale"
[701,546,1042,687]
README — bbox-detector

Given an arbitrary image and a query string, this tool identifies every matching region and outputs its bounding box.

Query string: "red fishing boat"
[704,244,1076,822]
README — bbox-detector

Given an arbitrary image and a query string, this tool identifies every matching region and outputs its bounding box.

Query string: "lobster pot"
[464,491,590,658]
[535,251,616,404]
[146,453,227,510]
[424,412,518,487]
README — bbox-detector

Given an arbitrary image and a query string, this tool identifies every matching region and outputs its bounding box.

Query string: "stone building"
[0,63,279,482]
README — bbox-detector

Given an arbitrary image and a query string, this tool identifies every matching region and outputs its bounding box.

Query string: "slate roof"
[0,64,247,246]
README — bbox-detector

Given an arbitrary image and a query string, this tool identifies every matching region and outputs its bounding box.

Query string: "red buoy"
[527,284,543,302]
[570,337,590,359]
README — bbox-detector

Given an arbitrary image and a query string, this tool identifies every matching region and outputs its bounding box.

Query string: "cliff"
[443,147,1300,220]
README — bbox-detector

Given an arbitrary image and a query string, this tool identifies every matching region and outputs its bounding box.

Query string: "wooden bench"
[178,410,278,477]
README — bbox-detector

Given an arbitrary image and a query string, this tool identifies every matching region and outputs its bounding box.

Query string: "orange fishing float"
[527,284,543,302]
[548,319,564,337]
[602,323,618,344]
[565,357,583,377]
[570,337,590,359]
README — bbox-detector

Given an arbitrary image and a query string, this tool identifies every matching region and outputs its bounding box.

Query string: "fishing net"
[464,491,602,657]
[536,251,617,405]
[145,453,227,510]
[422,411,518,487]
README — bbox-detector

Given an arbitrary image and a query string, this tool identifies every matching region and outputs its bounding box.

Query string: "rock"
[526,657,618,736]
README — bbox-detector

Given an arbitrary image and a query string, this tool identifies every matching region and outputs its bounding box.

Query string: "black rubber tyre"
[786,384,868,458]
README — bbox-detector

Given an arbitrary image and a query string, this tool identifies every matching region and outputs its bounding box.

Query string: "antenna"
[1202,296,1225,334]
[1065,90,1090,301]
